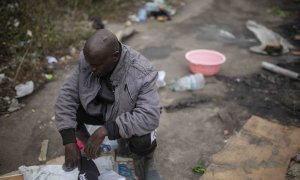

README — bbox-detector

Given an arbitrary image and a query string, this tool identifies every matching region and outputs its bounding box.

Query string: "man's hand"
[84,126,108,160]
[63,143,81,171]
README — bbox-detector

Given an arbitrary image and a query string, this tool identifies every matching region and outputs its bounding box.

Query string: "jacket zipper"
[109,85,118,121]
[125,83,134,102]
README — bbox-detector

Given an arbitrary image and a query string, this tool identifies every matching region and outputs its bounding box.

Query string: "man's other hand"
[84,126,108,160]
[63,143,81,171]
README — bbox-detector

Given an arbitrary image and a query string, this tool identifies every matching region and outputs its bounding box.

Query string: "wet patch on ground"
[279,22,300,48]
[140,45,182,60]
[216,61,300,126]
[164,96,212,112]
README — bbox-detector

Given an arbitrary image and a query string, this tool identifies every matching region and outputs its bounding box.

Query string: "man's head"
[83,29,120,77]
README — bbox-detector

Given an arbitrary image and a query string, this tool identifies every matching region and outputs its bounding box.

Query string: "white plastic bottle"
[171,74,205,92]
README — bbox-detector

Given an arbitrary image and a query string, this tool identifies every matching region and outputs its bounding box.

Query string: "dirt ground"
[0,0,299,179]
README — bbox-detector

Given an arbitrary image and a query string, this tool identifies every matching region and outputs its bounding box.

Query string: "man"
[55,29,160,177]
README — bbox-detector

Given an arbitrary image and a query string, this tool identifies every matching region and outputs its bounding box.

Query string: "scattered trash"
[291,50,300,56]
[164,96,211,112]
[118,163,133,177]
[45,74,53,80]
[13,19,19,28]
[19,165,79,180]
[69,46,76,56]
[233,130,241,136]
[51,116,55,121]
[137,8,147,22]
[156,70,166,88]
[224,139,228,143]
[116,27,136,42]
[294,152,300,162]
[145,2,160,13]
[46,56,58,64]
[236,78,241,82]
[38,140,49,161]
[99,170,125,180]
[15,81,34,98]
[43,64,55,75]
[171,74,205,92]
[192,164,206,175]
[32,108,36,113]
[3,96,10,103]
[8,98,23,112]
[219,29,236,40]
[115,158,138,179]
[128,14,140,23]
[0,73,5,84]
[261,61,299,80]
[125,20,132,27]
[99,144,112,153]
[91,16,105,30]
[246,20,294,55]
[223,129,230,136]
[26,30,32,37]
[128,0,175,23]
[157,15,168,22]
[59,55,73,65]
[294,35,300,41]
[146,4,173,21]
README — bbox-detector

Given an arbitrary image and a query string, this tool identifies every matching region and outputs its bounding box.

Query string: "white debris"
[219,29,236,39]
[156,70,166,88]
[13,19,20,28]
[27,30,33,37]
[246,20,294,55]
[3,96,10,102]
[0,74,5,84]
[8,98,23,112]
[46,56,58,64]
[15,81,34,98]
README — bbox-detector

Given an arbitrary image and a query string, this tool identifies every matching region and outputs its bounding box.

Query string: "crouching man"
[55,29,160,179]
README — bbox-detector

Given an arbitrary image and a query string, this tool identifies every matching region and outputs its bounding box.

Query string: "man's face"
[85,51,118,77]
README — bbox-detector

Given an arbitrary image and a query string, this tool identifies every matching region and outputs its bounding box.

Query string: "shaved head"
[83,29,120,77]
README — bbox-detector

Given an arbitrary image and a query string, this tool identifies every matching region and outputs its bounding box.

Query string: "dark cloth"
[129,134,157,156]
[78,156,100,180]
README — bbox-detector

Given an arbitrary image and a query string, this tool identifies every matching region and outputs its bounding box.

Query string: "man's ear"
[113,51,119,62]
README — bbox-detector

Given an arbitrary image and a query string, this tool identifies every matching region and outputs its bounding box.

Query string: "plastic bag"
[15,81,34,98]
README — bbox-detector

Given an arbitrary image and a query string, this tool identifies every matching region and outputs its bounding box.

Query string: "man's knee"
[128,131,157,156]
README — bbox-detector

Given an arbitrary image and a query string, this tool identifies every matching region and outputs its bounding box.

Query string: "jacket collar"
[109,43,128,85]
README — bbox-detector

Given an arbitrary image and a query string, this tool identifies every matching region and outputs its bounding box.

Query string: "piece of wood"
[38,140,49,161]
[201,115,300,180]
[0,174,23,180]
[261,61,299,80]
[46,156,64,165]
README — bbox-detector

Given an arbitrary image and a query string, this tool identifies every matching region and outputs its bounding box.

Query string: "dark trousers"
[76,106,157,156]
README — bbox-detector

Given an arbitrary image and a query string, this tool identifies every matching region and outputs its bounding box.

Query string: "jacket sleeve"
[115,71,160,138]
[55,66,80,144]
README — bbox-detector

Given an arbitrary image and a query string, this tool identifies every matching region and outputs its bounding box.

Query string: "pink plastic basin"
[185,49,226,76]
